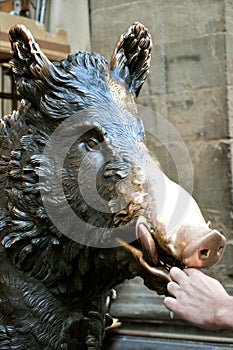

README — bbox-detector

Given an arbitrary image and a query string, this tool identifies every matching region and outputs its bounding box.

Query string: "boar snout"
[182,229,226,268]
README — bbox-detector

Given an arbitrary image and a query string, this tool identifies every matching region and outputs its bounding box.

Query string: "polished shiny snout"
[182,230,226,268]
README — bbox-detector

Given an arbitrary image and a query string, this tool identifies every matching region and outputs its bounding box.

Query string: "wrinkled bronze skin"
[0,23,225,349]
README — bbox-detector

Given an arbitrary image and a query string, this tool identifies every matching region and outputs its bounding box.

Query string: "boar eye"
[85,138,100,151]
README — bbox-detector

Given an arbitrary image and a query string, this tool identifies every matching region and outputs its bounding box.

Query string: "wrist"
[214,295,233,330]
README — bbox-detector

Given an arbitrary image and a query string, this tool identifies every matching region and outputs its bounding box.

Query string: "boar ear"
[9,25,59,106]
[110,22,152,97]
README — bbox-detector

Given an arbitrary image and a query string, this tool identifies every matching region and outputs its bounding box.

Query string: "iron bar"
[110,328,233,344]
[34,0,41,21]
[39,0,46,23]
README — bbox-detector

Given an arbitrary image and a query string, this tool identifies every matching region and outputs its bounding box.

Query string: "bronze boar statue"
[0,23,226,349]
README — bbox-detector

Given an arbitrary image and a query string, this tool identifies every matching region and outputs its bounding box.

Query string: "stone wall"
[48,0,91,52]
[90,0,233,285]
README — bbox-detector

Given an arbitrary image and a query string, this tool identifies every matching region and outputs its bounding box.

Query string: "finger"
[163,296,177,312]
[167,281,180,297]
[185,268,219,286]
[184,268,201,277]
[170,267,189,283]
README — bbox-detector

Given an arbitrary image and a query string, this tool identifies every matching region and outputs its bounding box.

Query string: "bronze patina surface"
[0,23,226,349]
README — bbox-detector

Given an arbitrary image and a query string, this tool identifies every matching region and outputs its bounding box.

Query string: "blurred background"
[0,1,233,348]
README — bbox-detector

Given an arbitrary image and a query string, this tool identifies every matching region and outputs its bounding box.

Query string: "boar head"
[2,23,226,301]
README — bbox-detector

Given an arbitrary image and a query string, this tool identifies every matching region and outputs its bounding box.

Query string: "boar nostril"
[218,246,224,255]
[199,248,209,258]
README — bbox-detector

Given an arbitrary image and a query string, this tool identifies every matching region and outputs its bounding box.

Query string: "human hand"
[164,267,233,330]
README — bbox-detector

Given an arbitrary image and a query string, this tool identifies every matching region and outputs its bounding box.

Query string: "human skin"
[164,267,233,330]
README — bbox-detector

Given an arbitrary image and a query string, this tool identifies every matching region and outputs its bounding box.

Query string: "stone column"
[48,0,91,52]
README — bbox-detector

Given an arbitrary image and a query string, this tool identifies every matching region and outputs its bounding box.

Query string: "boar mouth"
[117,216,185,294]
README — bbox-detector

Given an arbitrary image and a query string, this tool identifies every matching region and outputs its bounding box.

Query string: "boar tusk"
[136,216,158,265]
[117,238,171,282]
